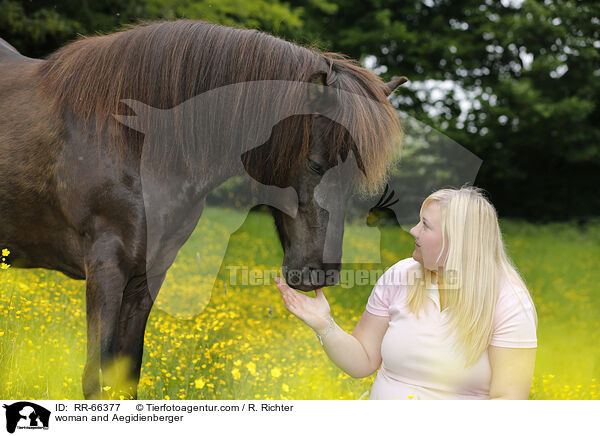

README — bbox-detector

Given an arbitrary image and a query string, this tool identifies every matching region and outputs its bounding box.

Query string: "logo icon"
[2,402,50,433]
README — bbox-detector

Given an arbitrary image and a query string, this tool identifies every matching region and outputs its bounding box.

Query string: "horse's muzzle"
[282,263,341,291]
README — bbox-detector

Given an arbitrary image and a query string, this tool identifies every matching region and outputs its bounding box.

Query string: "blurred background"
[1,0,599,400]
[2,0,598,220]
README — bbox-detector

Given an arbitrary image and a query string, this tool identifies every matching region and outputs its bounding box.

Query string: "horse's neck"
[141,160,246,275]
[141,156,246,239]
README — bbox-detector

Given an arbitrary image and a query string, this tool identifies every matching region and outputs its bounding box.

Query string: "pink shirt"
[366,258,537,400]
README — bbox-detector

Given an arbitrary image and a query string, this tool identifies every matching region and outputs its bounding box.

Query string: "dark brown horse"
[0,20,404,399]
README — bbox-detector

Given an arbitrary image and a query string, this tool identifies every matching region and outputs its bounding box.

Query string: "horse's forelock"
[318,55,402,195]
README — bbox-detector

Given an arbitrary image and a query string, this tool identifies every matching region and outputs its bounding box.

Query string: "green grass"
[499,220,600,398]
[0,208,598,399]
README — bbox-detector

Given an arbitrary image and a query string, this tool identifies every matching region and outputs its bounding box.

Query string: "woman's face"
[410,201,446,272]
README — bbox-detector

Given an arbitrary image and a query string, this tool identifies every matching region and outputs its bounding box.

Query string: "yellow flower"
[1,249,9,257]
[233,360,242,367]
[282,383,289,392]
[245,362,257,376]
[194,378,205,389]
[231,368,241,380]
[408,395,414,399]
[0,263,9,270]
[271,368,282,378]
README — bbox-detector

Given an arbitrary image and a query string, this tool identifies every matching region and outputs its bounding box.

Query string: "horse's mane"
[36,20,401,194]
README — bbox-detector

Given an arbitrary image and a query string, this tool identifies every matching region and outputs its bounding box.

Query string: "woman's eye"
[307,159,324,175]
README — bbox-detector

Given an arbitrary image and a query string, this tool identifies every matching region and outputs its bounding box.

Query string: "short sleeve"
[365,279,393,316]
[490,282,537,348]
[365,258,415,317]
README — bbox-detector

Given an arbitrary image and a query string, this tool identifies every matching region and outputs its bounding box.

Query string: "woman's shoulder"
[496,275,536,315]
[365,258,419,316]
[490,274,538,347]
[379,257,421,286]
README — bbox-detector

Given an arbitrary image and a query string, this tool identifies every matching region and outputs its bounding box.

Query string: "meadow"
[1,207,599,400]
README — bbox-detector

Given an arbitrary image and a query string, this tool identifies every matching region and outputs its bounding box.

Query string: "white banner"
[0,400,596,435]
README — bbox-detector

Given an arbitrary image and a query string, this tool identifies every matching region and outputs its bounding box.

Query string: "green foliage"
[289,0,599,220]
[0,0,305,57]
[0,0,84,57]
[141,0,304,34]
[1,0,597,219]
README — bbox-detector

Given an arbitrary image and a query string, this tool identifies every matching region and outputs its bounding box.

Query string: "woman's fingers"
[275,277,301,311]
[276,277,326,313]
[275,278,300,301]
[275,279,331,330]
[275,279,293,298]
[276,278,313,318]
[275,277,301,299]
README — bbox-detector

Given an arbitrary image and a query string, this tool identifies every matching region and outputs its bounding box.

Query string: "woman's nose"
[409,224,418,237]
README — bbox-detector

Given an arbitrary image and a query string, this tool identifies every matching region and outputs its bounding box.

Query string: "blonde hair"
[405,186,537,367]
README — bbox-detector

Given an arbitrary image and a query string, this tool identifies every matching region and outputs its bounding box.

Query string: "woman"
[275,186,537,399]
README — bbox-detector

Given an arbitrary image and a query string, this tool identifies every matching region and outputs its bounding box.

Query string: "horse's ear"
[307,72,336,113]
[383,76,409,96]
[307,72,327,100]
[309,71,327,84]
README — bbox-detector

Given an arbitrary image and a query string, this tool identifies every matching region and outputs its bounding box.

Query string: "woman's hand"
[275,277,331,332]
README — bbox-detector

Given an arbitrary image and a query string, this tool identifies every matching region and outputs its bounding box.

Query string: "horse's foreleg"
[116,273,165,399]
[82,237,130,400]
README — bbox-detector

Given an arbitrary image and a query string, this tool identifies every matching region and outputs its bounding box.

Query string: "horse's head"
[270,117,359,291]
[266,74,407,292]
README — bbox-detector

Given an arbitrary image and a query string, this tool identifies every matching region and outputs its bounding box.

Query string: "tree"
[2,0,597,219]
[289,0,600,220]
[0,0,304,58]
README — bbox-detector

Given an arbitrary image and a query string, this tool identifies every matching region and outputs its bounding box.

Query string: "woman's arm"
[320,310,389,378]
[488,345,537,399]
[276,278,389,378]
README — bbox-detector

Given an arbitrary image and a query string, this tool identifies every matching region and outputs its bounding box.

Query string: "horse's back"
[0,43,47,155]
[0,37,42,97]
[0,37,18,52]
[0,38,32,62]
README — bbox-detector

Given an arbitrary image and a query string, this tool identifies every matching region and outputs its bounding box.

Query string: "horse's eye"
[307,158,324,176]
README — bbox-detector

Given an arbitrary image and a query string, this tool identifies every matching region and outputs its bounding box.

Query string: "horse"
[0,20,404,399]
